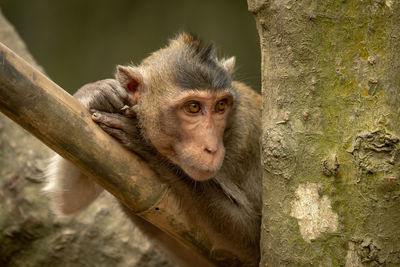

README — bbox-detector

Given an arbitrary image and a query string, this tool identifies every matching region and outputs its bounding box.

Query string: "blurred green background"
[0,0,260,94]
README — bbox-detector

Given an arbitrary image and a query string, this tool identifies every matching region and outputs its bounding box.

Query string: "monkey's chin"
[183,167,216,181]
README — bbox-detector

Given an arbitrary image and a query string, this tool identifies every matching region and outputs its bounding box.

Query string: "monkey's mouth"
[173,148,224,181]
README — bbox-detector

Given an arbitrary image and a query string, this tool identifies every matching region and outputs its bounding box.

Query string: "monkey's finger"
[120,106,137,118]
[97,124,136,150]
[98,124,126,141]
[96,88,126,111]
[108,94,126,111]
[92,111,126,129]
[109,80,129,99]
[104,79,130,109]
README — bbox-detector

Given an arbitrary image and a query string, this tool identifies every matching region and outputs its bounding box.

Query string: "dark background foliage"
[1,0,260,93]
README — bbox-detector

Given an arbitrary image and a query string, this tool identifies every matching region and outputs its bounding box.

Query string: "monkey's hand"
[74,79,129,113]
[90,110,154,159]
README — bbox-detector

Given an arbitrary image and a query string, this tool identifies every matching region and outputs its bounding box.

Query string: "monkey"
[43,33,262,266]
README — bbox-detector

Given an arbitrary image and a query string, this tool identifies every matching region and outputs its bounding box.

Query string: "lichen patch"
[290,182,339,243]
[386,0,394,9]
[345,242,363,267]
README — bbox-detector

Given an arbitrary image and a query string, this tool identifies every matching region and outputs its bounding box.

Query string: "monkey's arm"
[44,79,130,214]
[43,155,104,214]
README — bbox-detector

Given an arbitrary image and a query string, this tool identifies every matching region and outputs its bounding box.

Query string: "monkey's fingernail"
[120,105,130,111]
[92,113,99,118]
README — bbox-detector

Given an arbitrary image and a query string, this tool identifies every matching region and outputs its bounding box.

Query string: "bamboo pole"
[0,42,242,266]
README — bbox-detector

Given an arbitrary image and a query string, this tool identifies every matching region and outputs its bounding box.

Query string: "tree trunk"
[248,0,400,265]
[0,10,174,266]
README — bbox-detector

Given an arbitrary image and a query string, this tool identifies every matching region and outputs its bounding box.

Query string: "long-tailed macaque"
[44,33,262,266]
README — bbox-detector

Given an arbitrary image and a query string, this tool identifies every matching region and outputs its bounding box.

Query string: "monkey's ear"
[116,65,144,105]
[221,57,236,75]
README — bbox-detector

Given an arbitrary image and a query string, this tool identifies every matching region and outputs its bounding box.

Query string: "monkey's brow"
[173,61,231,90]
[168,90,233,108]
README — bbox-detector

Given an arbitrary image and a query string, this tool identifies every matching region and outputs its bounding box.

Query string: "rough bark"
[0,10,174,266]
[248,0,400,266]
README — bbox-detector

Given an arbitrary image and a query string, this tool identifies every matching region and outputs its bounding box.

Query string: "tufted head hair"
[141,32,235,92]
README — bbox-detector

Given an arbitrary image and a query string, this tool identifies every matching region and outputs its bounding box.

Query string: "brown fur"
[44,33,262,266]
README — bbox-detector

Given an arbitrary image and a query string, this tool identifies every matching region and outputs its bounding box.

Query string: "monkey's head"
[116,33,236,181]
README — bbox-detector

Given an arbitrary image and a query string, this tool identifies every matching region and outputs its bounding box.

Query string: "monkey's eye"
[184,102,201,114]
[215,99,228,113]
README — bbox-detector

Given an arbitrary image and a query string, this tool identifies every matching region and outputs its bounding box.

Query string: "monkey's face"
[149,90,233,181]
[115,40,237,181]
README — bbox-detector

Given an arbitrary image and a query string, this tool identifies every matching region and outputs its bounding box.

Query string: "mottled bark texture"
[0,10,174,266]
[248,0,400,266]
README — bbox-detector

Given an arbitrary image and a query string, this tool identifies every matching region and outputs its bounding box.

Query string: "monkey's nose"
[204,147,218,154]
